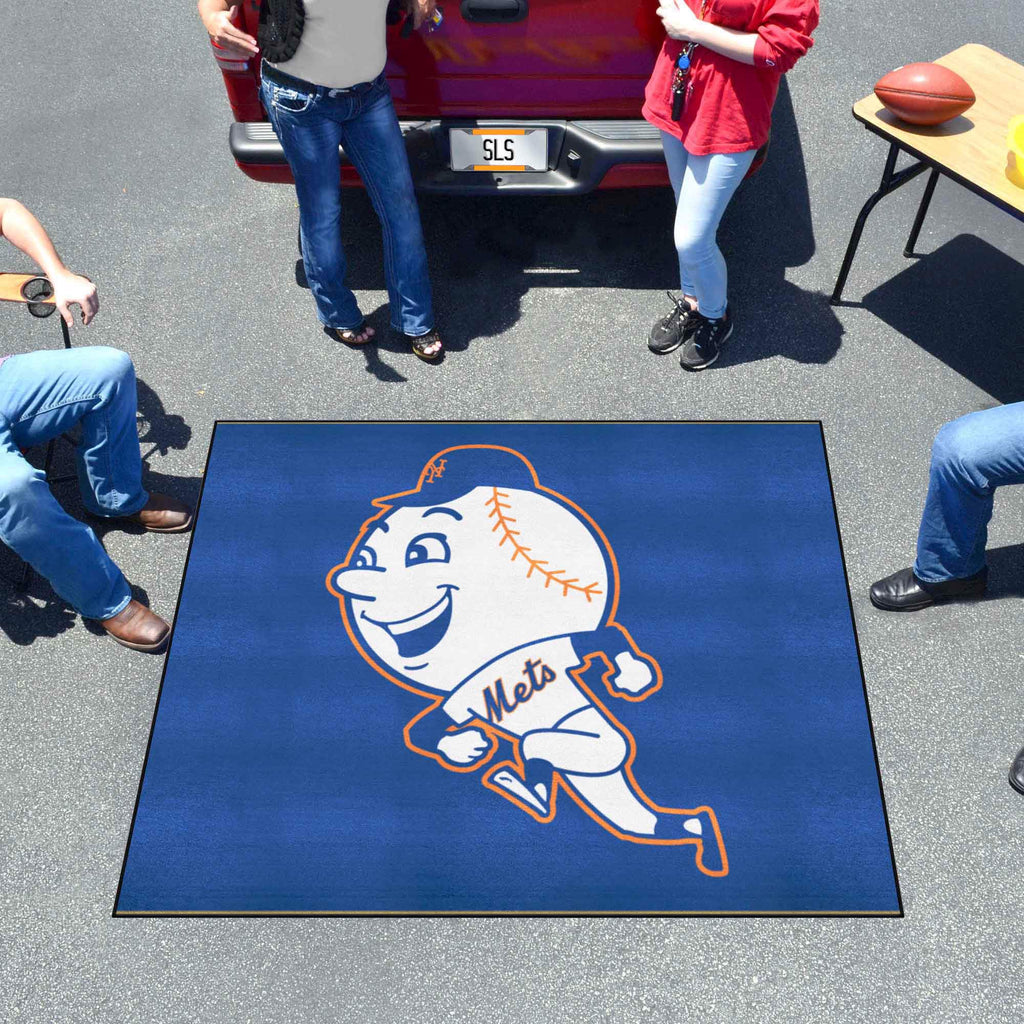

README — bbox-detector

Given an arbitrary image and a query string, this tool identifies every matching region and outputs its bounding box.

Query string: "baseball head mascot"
[327,445,727,877]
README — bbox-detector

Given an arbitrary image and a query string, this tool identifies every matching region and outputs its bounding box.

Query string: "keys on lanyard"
[671,45,696,121]
[669,0,708,121]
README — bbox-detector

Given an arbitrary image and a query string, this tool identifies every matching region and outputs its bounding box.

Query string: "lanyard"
[670,0,709,120]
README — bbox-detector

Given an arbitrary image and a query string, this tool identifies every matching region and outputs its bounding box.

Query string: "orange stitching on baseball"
[485,488,603,602]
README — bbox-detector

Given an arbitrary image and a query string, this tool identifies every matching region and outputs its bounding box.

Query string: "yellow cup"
[1008,115,1024,188]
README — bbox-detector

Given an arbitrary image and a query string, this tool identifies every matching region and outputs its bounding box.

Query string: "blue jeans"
[914,402,1024,582]
[0,347,147,619]
[660,132,757,320]
[261,66,434,336]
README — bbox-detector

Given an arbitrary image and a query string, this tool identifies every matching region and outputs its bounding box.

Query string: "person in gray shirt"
[200,0,443,361]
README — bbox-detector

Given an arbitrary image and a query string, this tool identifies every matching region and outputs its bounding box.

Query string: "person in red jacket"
[643,0,818,370]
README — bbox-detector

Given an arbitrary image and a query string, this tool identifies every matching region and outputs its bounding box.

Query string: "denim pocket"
[360,74,393,116]
[270,84,315,115]
[362,72,388,99]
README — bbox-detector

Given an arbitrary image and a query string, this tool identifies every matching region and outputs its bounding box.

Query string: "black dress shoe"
[869,566,987,611]
[1009,745,1024,796]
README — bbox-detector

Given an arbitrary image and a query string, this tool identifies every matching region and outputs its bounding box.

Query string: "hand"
[609,651,655,696]
[656,0,703,43]
[201,8,258,58]
[404,0,437,31]
[437,728,490,765]
[51,271,98,327]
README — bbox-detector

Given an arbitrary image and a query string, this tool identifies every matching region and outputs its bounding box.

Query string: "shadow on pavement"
[984,543,1024,600]
[299,260,413,383]
[0,582,156,647]
[293,78,840,368]
[720,77,843,368]
[304,185,682,359]
[0,589,78,645]
[861,234,1024,404]
[137,377,192,459]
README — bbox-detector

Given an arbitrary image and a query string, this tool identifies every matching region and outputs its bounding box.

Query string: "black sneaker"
[648,292,700,354]
[680,306,733,371]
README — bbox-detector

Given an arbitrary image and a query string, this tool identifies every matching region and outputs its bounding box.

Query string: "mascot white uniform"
[327,445,727,877]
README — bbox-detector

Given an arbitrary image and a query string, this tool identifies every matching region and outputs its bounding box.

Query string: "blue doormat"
[115,422,901,916]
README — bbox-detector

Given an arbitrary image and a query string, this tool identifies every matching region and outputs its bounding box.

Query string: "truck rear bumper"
[229,118,667,194]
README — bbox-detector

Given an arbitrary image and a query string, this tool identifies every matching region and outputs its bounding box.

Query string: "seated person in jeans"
[869,402,1024,794]
[0,198,191,652]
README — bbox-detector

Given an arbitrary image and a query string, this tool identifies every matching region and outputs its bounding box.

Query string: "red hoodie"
[642,0,819,156]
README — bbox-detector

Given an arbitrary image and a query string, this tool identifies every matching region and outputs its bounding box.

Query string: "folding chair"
[0,273,76,590]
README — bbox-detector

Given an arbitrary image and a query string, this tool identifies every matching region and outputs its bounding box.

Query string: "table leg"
[904,168,940,258]
[44,314,78,488]
[830,143,931,305]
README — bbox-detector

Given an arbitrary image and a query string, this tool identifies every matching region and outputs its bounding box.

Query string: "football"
[874,63,976,126]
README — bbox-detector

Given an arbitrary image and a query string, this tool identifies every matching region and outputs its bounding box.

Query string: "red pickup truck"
[216,0,671,194]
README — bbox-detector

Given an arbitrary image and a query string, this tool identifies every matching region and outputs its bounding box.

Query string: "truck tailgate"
[385,0,664,119]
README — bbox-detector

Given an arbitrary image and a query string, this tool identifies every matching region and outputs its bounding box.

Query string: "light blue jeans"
[915,402,1024,582]
[261,65,434,336]
[660,132,757,320]
[0,347,146,619]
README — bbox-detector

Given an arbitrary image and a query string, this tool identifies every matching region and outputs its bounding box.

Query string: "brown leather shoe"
[101,600,171,652]
[128,493,193,533]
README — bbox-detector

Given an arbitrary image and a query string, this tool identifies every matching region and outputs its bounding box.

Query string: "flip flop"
[406,328,443,362]
[329,320,375,347]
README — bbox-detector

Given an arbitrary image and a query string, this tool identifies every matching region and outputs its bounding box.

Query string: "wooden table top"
[0,272,55,305]
[853,44,1024,217]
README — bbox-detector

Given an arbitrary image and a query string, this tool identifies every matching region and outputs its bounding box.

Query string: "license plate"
[449,128,548,172]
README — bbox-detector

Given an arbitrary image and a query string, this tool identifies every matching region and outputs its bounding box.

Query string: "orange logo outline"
[325,444,727,878]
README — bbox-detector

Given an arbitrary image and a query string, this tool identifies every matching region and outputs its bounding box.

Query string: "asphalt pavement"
[1,1,1022,1022]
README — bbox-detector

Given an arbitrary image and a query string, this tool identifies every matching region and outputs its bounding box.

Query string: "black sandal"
[329,320,375,347]
[406,328,443,362]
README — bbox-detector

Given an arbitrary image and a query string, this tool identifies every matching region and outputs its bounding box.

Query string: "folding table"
[831,44,1024,304]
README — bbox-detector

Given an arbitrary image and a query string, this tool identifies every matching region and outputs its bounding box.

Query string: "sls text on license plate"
[449,128,548,172]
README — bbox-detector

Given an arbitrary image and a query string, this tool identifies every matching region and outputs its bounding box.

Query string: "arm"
[407,703,491,767]
[407,702,453,753]
[657,0,817,73]
[571,626,634,661]
[0,198,98,326]
[570,626,658,698]
[197,0,258,58]
[657,0,757,64]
